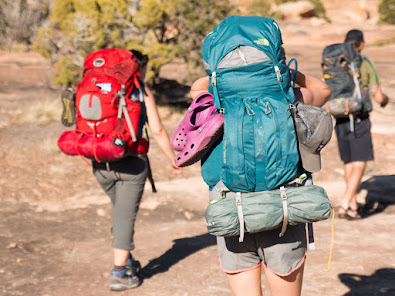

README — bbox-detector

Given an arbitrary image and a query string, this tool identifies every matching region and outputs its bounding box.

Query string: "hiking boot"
[109,268,142,291]
[126,258,141,275]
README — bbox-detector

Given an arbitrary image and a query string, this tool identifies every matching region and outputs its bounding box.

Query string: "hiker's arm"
[144,87,182,174]
[371,84,389,107]
[292,70,331,107]
[362,57,389,107]
[190,76,209,99]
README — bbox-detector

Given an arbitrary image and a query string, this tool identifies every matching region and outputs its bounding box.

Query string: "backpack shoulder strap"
[349,61,362,100]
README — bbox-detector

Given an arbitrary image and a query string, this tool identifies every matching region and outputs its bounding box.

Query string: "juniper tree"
[35,0,235,86]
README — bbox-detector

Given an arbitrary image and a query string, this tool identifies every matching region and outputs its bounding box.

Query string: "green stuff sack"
[205,184,331,239]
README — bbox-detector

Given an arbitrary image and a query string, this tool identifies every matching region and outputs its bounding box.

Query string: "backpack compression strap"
[279,186,289,237]
[115,72,142,143]
[235,192,245,242]
[211,71,222,112]
[116,86,138,142]
[347,62,362,132]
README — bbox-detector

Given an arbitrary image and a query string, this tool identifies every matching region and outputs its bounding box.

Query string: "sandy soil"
[1,2,395,296]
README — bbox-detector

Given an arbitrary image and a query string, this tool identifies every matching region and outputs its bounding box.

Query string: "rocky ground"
[1,2,395,295]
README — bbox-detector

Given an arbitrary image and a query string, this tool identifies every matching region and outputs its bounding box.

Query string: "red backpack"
[58,48,149,163]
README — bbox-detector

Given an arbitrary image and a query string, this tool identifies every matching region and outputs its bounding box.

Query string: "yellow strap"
[344,99,349,115]
[325,208,335,271]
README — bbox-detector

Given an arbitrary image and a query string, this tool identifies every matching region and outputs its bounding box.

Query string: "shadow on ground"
[358,175,395,218]
[339,268,395,296]
[141,233,216,279]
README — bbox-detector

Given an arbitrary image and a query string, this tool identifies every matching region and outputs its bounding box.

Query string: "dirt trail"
[1,4,395,296]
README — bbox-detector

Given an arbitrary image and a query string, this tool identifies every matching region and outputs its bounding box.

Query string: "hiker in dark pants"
[190,69,331,296]
[93,51,182,291]
[336,30,389,220]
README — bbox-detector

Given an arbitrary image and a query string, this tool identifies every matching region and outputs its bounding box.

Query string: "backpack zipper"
[274,66,283,81]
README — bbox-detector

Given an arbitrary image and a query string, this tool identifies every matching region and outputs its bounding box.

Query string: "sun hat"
[291,102,333,173]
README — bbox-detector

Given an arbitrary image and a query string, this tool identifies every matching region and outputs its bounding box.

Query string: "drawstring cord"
[325,208,335,271]
[75,133,92,166]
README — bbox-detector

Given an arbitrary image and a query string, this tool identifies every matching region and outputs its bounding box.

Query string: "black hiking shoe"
[110,267,142,291]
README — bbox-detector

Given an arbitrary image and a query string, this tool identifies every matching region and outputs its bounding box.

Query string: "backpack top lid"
[202,16,283,72]
[322,43,361,70]
[322,43,363,99]
[83,48,140,85]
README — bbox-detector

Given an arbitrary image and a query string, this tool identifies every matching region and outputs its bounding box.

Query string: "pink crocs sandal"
[171,92,215,151]
[174,107,224,167]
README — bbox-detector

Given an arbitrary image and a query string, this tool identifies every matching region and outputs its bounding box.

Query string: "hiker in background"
[190,66,330,296]
[92,50,182,291]
[336,29,389,219]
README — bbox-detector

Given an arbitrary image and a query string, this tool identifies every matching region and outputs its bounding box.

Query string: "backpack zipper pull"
[211,71,217,86]
[211,71,223,111]
[245,102,255,116]
[274,66,283,81]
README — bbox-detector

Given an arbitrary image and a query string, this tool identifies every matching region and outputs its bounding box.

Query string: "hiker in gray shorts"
[191,69,331,296]
[93,51,182,291]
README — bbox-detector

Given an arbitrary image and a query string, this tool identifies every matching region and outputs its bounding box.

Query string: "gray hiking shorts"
[93,155,148,250]
[217,224,307,276]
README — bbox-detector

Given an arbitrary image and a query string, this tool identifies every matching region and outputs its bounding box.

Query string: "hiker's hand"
[171,160,182,175]
[190,76,209,99]
[380,94,389,108]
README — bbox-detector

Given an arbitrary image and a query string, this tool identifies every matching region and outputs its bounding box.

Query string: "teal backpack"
[201,16,300,192]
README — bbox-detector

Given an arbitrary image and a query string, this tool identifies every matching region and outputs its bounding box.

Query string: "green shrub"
[247,0,271,17]
[0,0,50,50]
[378,0,395,24]
[34,0,236,86]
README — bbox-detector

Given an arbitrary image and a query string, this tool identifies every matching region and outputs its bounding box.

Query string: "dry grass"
[372,36,395,47]
[41,136,61,154]
[17,97,61,126]
[48,163,73,176]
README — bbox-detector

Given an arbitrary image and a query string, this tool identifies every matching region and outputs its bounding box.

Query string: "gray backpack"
[322,43,371,124]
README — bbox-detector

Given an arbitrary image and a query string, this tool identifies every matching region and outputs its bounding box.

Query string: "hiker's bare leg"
[226,265,263,296]
[342,161,366,210]
[113,248,130,266]
[263,263,304,296]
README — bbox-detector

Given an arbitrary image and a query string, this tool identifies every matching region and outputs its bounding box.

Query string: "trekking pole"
[117,86,137,142]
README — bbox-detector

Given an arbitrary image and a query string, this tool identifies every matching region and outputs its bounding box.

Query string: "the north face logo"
[254,38,269,46]
[114,138,123,145]
[113,137,127,148]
